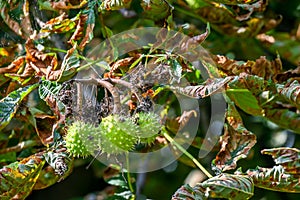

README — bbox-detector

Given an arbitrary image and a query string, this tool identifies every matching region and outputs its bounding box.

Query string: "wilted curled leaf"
[261,147,300,175]
[50,0,88,10]
[69,14,88,43]
[209,0,258,5]
[101,0,132,11]
[0,0,32,39]
[214,54,282,80]
[197,4,281,37]
[0,57,25,74]
[197,173,254,199]
[212,102,256,173]
[171,76,233,98]
[234,0,267,21]
[25,39,61,80]
[276,80,300,109]
[41,13,77,34]
[275,66,300,83]
[246,165,300,193]
[173,173,254,200]
[0,154,45,199]
[172,184,205,200]
[68,12,95,50]
[33,114,57,146]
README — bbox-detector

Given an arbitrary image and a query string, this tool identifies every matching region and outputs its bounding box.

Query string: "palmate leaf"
[0,84,38,131]
[172,173,254,200]
[212,100,256,173]
[0,154,45,199]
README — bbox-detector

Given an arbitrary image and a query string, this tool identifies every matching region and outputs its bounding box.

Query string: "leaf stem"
[0,140,40,154]
[126,153,135,194]
[163,131,213,178]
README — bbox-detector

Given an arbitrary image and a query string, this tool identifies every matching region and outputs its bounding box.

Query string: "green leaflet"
[60,45,81,72]
[104,170,134,200]
[38,79,62,102]
[0,84,38,131]
[226,89,262,116]
[172,173,254,199]
[0,154,45,199]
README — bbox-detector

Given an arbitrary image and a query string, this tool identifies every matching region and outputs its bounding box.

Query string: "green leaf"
[106,174,128,188]
[0,84,38,131]
[185,0,208,9]
[196,173,254,199]
[226,89,262,116]
[0,154,45,199]
[170,59,182,83]
[0,152,16,163]
[38,80,62,102]
[61,45,81,71]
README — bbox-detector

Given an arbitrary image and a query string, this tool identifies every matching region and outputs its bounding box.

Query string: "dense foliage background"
[0,0,299,199]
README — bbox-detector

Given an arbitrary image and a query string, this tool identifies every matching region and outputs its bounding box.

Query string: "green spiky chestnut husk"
[98,115,139,154]
[65,121,98,158]
[137,112,161,145]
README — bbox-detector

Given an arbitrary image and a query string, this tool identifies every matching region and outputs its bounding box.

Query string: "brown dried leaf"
[34,114,57,145]
[0,0,32,39]
[24,39,61,80]
[275,66,300,83]
[235,0,267,21]
[0,57,25,74]
[197,5,281,37]
[79,23,95,50]
[212,102,256,173]
[40,13,77,35]
[69,14,88,43]
[111,57,135,73]
[51,0,88,10]
[214,55,282,80]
